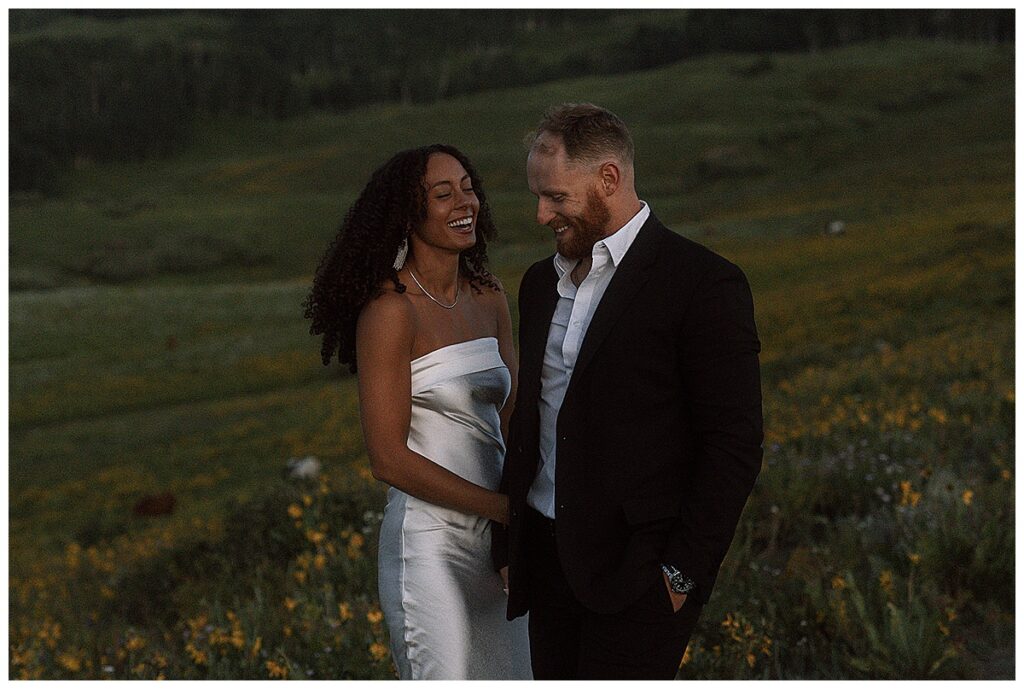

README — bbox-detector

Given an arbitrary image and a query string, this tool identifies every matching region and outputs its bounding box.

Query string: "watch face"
[671,574,695,594]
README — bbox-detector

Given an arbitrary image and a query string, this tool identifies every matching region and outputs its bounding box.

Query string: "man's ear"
[598,161,621,196]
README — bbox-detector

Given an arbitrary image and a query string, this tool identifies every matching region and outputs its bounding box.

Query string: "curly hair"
[303,144,499,372]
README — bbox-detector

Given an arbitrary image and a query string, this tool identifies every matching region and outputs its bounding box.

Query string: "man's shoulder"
[651,221,747,283]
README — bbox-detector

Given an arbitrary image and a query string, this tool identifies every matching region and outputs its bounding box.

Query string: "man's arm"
[491,409,515,573]
[491,263,539,574]
[662,259,764,604]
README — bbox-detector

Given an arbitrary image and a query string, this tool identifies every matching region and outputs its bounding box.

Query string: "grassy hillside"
[8,40,1014,679]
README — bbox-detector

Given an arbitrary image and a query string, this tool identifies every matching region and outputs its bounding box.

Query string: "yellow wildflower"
[306,529,326,545]
[338,603,353,621]
[126,634,146,652]
[962,490,974,506]
[284,597,298,612]
[370,642,390,662]
[831,575,847,591]
[879,570,895,596]
[185,642,207,666]
[746,652,756,668]
[314,553,327,571]
[56,652,82,672]
[899,481,922,507]
[287,503,303,519]
[679,644,693,667]
[294,569,307,584]
[908,552,921,565]
[938,622,950,636]
[1001,469,1011,481]
[348,532,366,559]
[251,636,262,659]
[65,543,82,569]
[367,609,383,625]
[266,659,289,679]
[946,608,958,622]
[302,494,313,507]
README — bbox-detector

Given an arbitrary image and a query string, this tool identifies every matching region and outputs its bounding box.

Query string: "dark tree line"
[9,9,1014,194]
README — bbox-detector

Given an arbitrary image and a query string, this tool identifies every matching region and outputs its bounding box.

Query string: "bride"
[304,144,531,679]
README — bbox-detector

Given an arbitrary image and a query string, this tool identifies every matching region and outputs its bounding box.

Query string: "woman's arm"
[492,280,518,445]
[356,290,509,524]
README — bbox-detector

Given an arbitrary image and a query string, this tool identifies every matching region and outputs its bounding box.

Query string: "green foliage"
[10,9,1012,193]
[10,470,393,679]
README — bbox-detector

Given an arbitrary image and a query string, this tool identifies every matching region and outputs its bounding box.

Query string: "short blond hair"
[527,102,634,167]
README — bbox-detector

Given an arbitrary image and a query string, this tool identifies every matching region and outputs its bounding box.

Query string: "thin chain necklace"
[408,265,460,310]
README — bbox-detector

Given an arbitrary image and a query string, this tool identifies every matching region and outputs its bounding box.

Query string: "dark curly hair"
[303,144,499,372]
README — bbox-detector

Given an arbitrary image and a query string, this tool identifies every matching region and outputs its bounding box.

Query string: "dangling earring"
[393,236,408,271]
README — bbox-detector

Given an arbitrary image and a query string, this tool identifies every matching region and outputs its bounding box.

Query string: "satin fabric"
[377,337,532,679]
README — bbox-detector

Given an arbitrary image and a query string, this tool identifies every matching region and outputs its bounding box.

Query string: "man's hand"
[663,571,687,612]
[500,566,510,595]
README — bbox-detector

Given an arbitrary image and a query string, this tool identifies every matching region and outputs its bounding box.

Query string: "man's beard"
[557,187,612,260]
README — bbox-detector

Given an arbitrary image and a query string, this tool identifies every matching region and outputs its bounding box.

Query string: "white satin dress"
[377,337,532,679]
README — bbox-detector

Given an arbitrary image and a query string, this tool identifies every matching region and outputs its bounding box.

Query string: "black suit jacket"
[493,213,763,618]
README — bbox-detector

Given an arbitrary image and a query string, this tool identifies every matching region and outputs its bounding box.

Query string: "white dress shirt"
[526,201,651,518]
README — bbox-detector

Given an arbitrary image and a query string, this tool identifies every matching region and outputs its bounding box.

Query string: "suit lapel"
[564,215,664,399]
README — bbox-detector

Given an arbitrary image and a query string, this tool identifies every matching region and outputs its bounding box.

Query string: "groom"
[493,103,764,679]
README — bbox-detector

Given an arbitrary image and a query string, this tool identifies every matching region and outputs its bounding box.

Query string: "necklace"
[408,266,460,310]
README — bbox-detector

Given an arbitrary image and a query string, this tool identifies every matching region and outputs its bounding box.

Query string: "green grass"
[8,39,1014,679]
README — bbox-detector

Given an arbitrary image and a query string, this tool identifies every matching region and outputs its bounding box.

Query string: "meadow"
[8,39,1014,678]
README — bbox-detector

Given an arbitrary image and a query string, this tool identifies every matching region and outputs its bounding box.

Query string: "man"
[492,103,764,679]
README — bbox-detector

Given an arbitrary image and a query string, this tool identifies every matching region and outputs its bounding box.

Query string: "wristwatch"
[660,563,697,596]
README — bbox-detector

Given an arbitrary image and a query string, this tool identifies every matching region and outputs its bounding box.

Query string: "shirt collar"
[553,201,650,276]
[600,201,649,267]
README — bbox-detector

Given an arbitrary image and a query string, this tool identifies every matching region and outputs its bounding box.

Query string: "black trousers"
[523,507,703,680]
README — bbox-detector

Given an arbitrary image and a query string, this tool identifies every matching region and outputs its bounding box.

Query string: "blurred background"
[8,8,1014,680]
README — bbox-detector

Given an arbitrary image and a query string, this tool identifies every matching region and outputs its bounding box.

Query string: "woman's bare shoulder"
[359,282,416,336]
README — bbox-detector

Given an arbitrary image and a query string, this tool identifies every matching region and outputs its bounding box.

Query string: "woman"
[303,145,531,679]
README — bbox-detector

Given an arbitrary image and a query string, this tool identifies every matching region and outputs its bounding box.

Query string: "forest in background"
[9,8,1014,194]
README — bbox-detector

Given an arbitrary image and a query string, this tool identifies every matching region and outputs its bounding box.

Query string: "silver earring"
[393,237,408,270]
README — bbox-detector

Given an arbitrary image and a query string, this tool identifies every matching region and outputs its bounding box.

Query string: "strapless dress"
[377,337,532,679]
